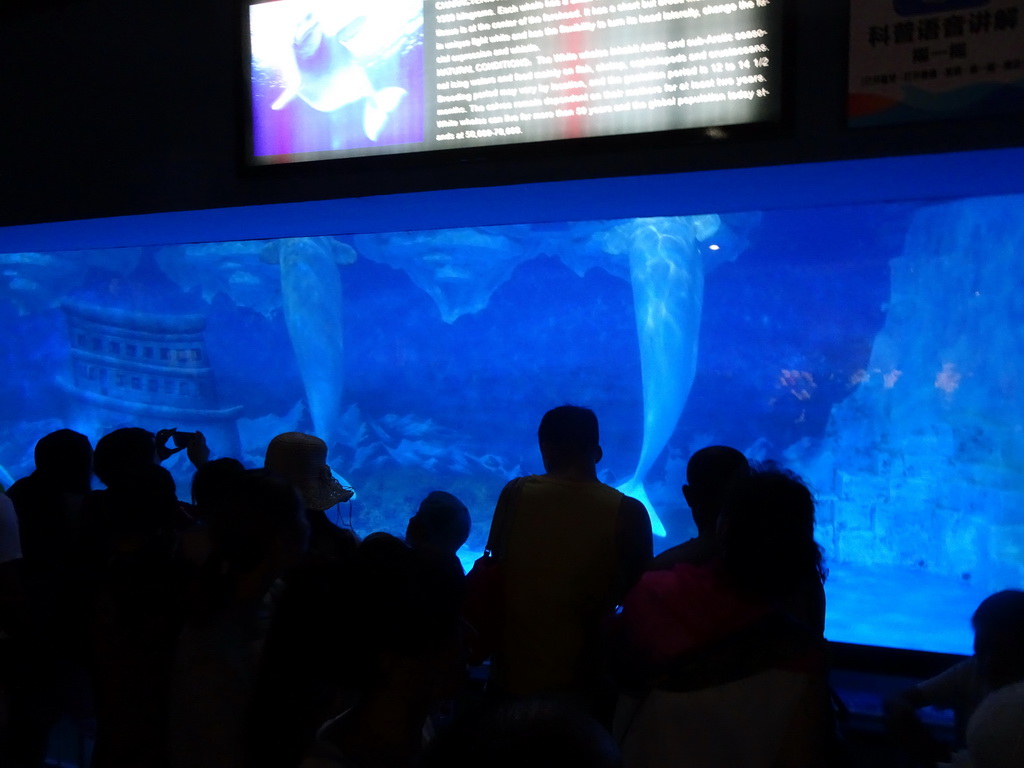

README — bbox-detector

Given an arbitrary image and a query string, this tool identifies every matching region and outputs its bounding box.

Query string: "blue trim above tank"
[2,148,1023,252]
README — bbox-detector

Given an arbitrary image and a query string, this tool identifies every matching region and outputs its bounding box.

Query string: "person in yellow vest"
[486,405,652,718]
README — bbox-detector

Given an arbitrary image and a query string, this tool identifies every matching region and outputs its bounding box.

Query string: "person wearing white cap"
[265,432,356,561]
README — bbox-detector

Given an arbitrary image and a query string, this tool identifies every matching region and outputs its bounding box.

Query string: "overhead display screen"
[247,0,784,163]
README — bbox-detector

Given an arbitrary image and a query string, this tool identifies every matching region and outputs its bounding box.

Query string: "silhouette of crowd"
[0,406,1021,768]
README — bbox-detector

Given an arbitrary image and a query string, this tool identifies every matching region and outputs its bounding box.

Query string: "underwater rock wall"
[799,194,1024,591]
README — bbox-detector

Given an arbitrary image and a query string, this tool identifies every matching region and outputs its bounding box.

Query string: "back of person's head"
[972,590,1024,688]
[191,457,246,520]
[406,491,471,555]
[684,445,749,533]
[264,432,351,511]
[34,429,93,493]
[212,469,308,576]
[422,698,622,768]
[93,427,156,489]
[718,462,824,599]
[537,405,601,470]
[337,533,465,694]
[103,463,179,540]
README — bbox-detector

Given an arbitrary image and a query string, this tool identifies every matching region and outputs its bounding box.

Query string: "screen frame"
[238,0,797,185]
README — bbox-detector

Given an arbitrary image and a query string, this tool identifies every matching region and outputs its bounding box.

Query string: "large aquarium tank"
[1,176,1022,656]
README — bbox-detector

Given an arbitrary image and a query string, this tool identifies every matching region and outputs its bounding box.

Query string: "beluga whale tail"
[615,477,661,536]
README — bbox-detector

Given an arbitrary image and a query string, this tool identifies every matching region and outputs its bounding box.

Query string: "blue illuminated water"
[1,193,1022,655]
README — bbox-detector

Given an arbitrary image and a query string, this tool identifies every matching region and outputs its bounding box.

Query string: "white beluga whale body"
[271,3,411,143]
[599,216,722,537]
[265,237,358,490]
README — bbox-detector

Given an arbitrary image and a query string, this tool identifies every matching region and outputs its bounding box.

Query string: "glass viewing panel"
[1,191,1022,655]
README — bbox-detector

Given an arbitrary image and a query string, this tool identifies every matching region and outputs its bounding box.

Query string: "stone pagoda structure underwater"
[58,301,242,458]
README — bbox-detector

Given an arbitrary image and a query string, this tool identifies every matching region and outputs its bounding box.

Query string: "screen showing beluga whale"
[246,0,784,163]
[2,192,1023,656]
[250,0,427,157]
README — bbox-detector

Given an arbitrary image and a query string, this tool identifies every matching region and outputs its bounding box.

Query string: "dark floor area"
[39,666,956,768]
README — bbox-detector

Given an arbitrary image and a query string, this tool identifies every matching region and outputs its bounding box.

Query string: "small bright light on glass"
[708,244,720,250]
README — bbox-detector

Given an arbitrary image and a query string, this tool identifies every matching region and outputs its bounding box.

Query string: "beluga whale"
[271,9,408,145]
[601,215,724,537]
[261,236,359,492]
